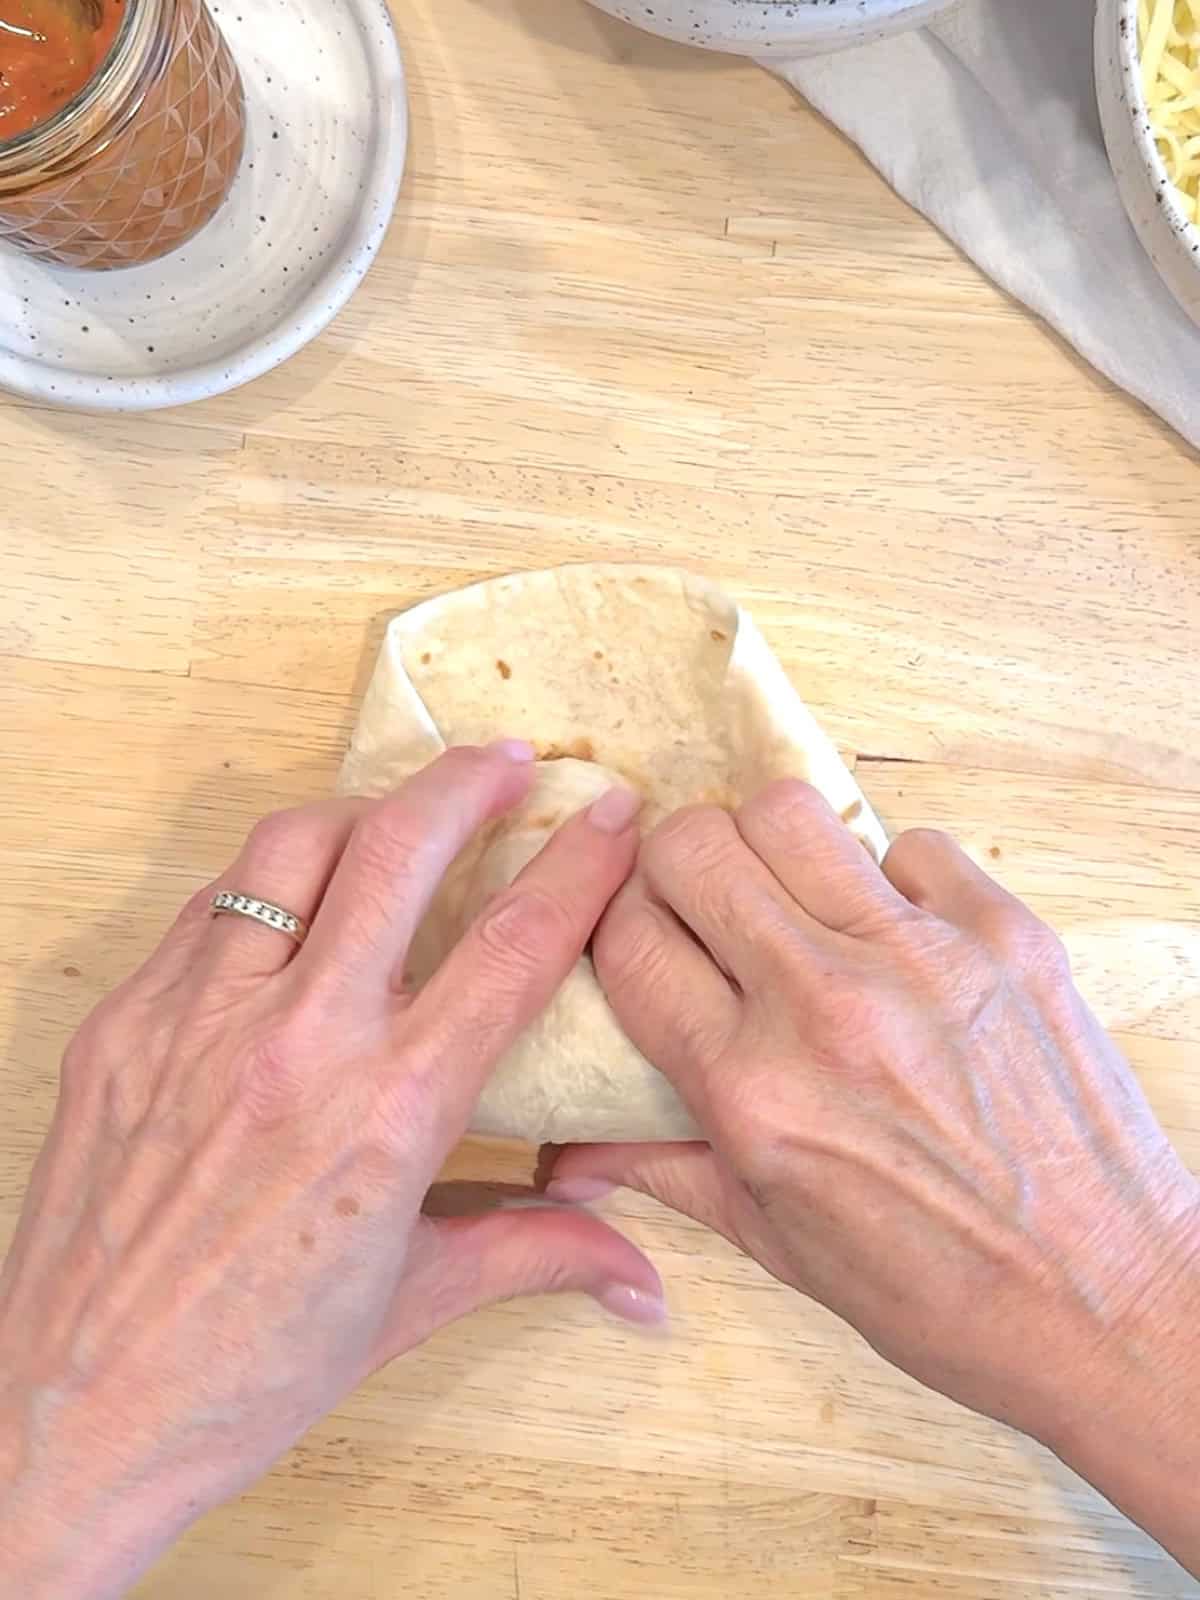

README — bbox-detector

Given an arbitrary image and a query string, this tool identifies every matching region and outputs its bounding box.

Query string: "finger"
[298,743,537,990]
[638,805,831,992]
[592,873,740,1111]
[402,785,642,1142]
[885,829,1068,976]
[544,1142,752,1252]
[736,781,913,937]
[199,799,372,983]
[373,1205,666,1358]
[884,828,1017,921]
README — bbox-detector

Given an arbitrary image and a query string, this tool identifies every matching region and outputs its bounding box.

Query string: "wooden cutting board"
[0,0,1197,1594]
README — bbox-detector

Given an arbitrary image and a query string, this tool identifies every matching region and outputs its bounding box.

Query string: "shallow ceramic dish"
[1096,0,1200,328]
[584,0,962,58]
[0,0,407,411]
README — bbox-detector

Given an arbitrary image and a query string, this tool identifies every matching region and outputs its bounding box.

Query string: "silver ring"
[211,891,309,945]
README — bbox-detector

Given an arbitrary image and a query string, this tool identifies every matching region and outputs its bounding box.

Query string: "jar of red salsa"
[0,0,244,268]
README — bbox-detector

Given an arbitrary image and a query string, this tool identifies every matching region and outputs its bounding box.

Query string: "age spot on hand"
[335,1196,361,1218]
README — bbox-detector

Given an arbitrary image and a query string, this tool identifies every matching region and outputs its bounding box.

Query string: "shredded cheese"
[1139,0,1200,223]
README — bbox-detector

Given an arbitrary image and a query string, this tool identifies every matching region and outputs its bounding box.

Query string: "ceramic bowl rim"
[1111,0,1200,261]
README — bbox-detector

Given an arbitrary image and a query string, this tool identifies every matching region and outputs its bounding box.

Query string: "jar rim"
[0,0,166,179]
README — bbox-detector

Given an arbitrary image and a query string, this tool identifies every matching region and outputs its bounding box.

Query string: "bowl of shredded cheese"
[1097,0,1200,325]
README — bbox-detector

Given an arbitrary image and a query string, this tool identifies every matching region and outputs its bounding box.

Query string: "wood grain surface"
[1,0,1198,1594]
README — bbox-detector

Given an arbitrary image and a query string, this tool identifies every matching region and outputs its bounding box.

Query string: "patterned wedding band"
[211,891,309,945]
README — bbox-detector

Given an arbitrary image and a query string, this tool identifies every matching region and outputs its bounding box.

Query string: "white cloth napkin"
[769,0,1200,450]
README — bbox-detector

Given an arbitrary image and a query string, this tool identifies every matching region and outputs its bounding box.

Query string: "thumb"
[544,1141,752,1248]
[376,1204,666,1360]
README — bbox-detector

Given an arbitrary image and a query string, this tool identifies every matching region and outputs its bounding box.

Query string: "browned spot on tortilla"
[841,799,864,824]
[537,738,595,763]
[989,845,1002,860]
[335,1196,361,1218]
[298,1232,315,1252]
[710,629,728,643]
[593,649,604,661]
[528,813,561,830]
[496,659,512,680]
[63,965,81,979]
[420,652,431,665]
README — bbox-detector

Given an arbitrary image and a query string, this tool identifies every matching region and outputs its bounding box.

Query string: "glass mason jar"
[0,0,245,269]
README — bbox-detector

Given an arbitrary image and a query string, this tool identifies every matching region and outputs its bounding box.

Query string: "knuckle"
[60,1025,100,1095]
[987,906,1071,980]
[742,779,828,836]
[719,1084,810,1201]
[66,994,126,1075]
[1031,924,1072,980]
[243,807,310,871]
[646,805,734,874]
[736,1131,795,1208]
[61,990,150,1118]
[596,900,739,1068]
[475,885,579,973]
[350,804,426,887]
[594,900,673,999]
[644,809,747,935]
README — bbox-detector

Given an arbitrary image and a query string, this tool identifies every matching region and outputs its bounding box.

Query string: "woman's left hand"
[0,743,661,1600]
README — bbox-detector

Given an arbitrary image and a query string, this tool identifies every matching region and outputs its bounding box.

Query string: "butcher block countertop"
[2,1,1199,1596]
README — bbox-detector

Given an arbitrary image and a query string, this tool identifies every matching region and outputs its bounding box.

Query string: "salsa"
[0,0,243,267]
[0,0,123,140]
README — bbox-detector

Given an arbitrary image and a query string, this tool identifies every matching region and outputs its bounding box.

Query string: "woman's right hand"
[547,782,1200,1573]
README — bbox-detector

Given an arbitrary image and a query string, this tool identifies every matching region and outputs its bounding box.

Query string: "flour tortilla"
[338,565,887,1143]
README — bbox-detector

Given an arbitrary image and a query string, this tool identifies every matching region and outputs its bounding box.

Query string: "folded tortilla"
[338,565,887,1143]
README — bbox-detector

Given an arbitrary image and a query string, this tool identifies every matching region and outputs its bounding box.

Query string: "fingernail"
[544,1177,616,1205]
[597,1283,669,1329]
[487,739,536,763]
[587,786,642,834]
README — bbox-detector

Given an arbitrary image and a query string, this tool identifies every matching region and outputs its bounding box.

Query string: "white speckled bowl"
[0,0,407,410]
[1096,0,1200,329]
[584,0,962,58]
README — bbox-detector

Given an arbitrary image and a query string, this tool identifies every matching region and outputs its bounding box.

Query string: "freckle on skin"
[336,1196,361,1218]
[299,1232,315,1251]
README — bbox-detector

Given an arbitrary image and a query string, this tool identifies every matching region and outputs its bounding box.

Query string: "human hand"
[0,745,662,1600]
[547,783,1200,1567]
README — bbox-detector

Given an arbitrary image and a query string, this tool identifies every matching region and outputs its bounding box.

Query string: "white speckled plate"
[0,0,407,411]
